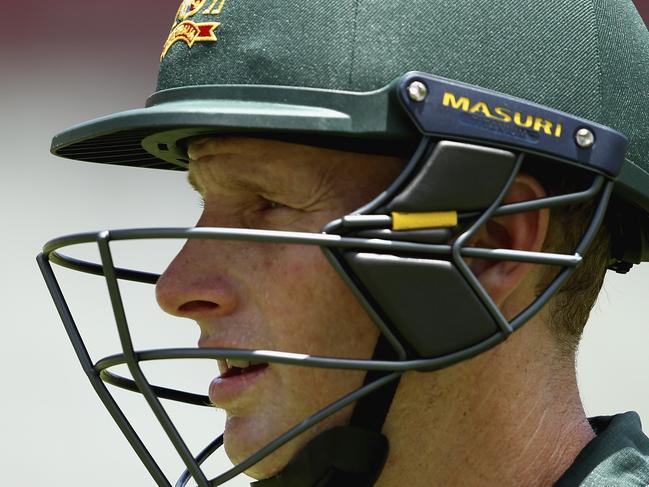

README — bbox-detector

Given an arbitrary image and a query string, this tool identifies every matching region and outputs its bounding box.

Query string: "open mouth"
[220,359,269,379]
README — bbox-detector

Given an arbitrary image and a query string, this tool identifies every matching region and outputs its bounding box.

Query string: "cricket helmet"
[40,0,649,485]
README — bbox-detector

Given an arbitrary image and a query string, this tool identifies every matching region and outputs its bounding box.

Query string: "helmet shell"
[52,0,649,217]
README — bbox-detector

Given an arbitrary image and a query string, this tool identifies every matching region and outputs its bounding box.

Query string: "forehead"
[188,136,331,169]
[186,136,406,192]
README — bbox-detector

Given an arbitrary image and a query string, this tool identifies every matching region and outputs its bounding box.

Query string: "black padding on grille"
[346,252,498,358]
[389,141,516,212]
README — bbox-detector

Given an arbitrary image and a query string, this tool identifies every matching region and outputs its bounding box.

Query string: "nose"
[155,238,239,320]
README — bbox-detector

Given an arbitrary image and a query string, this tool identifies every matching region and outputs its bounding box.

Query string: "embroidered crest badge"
[161,0,227,60]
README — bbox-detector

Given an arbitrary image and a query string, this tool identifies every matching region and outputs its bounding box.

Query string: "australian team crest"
[161,0,227,60]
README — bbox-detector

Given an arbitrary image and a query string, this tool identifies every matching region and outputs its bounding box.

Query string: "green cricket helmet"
[40,0,649,486]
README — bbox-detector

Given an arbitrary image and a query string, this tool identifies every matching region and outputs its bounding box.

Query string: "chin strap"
[252,336,401,487]
[250,426,388,487]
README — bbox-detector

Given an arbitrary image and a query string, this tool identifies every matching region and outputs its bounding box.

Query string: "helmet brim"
[50,75,649,219]
[50,83,416,171]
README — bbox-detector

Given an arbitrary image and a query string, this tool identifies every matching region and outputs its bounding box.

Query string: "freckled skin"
[155,136,405,478]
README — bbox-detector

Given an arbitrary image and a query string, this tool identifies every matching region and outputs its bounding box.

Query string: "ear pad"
[345,253,498,358]
[389,140,517,212]
[337,141,517,358]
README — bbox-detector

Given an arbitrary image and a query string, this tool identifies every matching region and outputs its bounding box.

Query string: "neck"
[376,322,594,487]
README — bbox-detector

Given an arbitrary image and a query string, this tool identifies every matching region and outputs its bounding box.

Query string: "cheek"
[257,244,379,359]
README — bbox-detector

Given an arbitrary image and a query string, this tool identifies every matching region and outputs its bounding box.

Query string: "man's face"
[155,137,405,478]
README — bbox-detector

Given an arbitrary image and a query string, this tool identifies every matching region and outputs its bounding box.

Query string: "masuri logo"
[442,91,564,139]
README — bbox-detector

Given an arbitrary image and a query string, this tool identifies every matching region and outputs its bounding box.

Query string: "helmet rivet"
[407,81,428,102]
[575,128,595,149]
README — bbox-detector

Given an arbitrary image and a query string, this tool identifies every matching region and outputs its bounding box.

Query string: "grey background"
[2,1,647,485]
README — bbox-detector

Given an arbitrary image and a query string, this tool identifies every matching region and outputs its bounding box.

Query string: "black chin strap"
[251,426,388,487]
[252,336,401,487]
[348,335,401,432]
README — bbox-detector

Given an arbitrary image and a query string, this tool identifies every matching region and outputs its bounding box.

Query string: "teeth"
[224,359,266,370]
[226,359,251,369]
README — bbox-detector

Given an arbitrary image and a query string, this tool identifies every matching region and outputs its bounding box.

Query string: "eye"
[259,196,287,211]
[266,200,282,210]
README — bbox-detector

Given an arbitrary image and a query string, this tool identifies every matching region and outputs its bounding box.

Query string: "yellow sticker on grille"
[391,211,458,230]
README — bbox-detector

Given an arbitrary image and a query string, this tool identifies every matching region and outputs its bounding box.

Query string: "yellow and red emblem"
[161,0,227,60]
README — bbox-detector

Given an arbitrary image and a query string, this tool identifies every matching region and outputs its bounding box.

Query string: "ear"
[467,174,550,312]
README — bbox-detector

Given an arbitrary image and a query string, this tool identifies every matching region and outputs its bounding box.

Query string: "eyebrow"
[187,171,201,193]
[187,167,284,197]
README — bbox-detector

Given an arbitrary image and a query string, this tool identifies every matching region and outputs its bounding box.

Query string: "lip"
[199,335,272,406]
[209,364,269,406]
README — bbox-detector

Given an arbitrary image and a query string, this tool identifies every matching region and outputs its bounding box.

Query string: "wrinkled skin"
[155,136,405,478]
